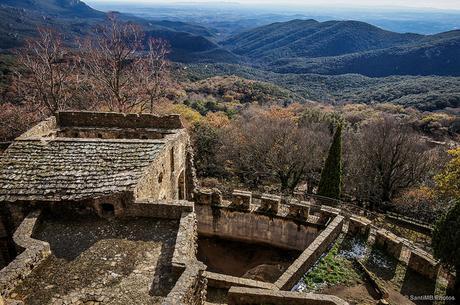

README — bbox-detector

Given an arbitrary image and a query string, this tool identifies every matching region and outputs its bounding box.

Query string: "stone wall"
[204,271,277,290]
[135,131,189,201]
[57,127,165,140]
[195,205,321,251]
[374,229,403,260]
[275,215,344,290]
[227,287,349,305]
[56,112,184,130]
[347,216,371,236]
[17,117,56,140]
[172,211,198,272]
[407,249,440,281]
[162,261,207,305]
[125,200,194,219]
[0,210,51,296]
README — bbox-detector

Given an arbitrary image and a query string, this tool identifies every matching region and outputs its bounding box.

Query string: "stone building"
[0,111,195,268]
[0,111,449,305]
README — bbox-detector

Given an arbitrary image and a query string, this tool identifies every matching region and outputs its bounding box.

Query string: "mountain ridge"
[222,19,460,76]
[0,0,237,62]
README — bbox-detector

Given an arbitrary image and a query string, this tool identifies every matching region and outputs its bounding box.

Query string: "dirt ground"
[197,236,300,283]
[322,283,417,305]
[10,215,180,305]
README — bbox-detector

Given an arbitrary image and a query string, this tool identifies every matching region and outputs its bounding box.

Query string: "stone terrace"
[10,214,179,305]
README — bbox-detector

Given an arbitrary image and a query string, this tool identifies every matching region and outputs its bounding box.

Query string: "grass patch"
[303,236,362,291]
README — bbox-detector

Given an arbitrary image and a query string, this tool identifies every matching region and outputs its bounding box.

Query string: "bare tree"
[79,14,145,112]
[345,115,436,206]
[15,27,77,114]
[139,38,171,113]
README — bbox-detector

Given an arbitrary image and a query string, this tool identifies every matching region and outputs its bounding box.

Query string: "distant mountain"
[147,20,217,40]
[0,0,237,63]
[224,19,422,59]
[223,19,460,77]
[0,0,103,18]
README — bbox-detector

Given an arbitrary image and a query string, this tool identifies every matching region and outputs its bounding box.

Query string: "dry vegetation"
[0,15,458,225]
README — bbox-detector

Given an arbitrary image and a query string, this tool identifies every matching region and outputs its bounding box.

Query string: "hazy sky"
[89,0,460,10]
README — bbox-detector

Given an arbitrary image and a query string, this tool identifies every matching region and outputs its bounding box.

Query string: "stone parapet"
[194,188,222,206]
[231,190,252,211]
[227,287,349,305]
[287,201,310,221]
[275,215,344,290]
[56,111,184,130]
[259,194,281,214]
[0,210,50,295]
[196,205,320,251]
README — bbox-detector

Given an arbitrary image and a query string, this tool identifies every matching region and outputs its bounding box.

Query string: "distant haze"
[88,0,460,11]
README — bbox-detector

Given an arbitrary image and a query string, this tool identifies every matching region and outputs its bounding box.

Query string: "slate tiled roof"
[0,139,165,202]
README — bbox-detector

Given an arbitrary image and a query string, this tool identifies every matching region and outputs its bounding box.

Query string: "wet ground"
[11,214,180,305]
[197,236,300,283]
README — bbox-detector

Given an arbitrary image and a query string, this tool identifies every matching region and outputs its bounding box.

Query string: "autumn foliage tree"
[219,106,330,192]
[434,147,460,201]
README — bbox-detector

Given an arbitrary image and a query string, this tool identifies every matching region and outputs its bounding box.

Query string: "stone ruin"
[0,111,455,305]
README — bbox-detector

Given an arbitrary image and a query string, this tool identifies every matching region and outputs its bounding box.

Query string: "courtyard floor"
[10,214,179,305]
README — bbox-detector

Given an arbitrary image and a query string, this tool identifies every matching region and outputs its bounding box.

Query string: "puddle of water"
[339,237,391,269]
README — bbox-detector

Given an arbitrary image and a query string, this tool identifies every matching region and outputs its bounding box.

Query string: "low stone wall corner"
[0,210,50,295]
[162,261,207,305]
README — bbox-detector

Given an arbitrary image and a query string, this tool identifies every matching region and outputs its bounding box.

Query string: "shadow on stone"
[400,269,436,305]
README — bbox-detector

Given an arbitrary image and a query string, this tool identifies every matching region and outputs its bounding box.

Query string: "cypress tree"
[317,124,343,200]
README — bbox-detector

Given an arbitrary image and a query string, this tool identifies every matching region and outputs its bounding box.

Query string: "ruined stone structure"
[0,111,196,267]
[0,112,453,305]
